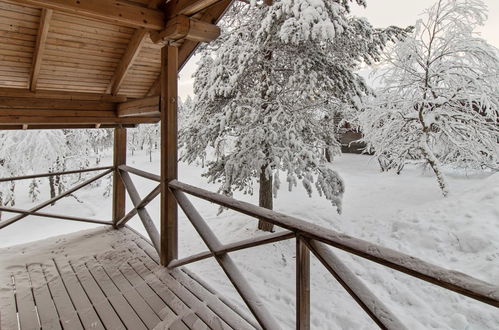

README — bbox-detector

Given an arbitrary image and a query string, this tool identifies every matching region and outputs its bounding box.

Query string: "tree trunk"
[420,138,449,197]
[49,170,56,206]
[325,147,332,163]
[258,165,274,231]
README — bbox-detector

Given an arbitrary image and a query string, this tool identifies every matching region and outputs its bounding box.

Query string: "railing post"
[160,45,178,266]
[112,127,126,228]
[296,236,310,330]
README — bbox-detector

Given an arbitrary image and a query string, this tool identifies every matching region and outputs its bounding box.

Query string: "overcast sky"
[178,0,499,100]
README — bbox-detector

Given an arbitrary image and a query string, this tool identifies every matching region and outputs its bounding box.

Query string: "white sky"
[178,0,499,100]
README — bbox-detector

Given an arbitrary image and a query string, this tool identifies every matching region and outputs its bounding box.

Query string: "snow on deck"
[0,227,257,330]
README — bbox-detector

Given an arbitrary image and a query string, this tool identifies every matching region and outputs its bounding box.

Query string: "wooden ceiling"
[0,0,232,129]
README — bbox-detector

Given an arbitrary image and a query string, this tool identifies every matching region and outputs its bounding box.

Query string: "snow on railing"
[167,179,499,330]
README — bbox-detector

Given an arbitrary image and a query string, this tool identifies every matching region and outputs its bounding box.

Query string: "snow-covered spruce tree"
[181,0,408,230]
[359,0,499,196]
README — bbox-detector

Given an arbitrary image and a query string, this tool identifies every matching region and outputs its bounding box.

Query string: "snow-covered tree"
[181,0,408,230]
[359,0,499,196]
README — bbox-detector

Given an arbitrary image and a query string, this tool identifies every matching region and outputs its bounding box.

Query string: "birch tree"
[359,0,499,196]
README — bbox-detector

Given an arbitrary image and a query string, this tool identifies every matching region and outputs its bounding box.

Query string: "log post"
[160,45,178,266]
[296,236,310,330]
[112,127,127,228]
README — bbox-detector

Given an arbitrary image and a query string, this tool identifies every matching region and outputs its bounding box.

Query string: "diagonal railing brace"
[0,169,113,230]
[119,169,161,255]
[172,188,282,330]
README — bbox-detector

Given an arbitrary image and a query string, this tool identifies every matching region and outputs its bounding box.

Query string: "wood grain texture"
[30,8,52,91]
[160,45,179,266]
[14,0,165,30]
[113,127,127,227]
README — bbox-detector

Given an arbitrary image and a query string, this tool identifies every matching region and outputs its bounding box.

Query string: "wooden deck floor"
[0,227,258,330]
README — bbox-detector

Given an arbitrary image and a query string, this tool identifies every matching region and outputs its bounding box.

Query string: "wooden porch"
[1,0,499,329]
[0,226,257,330]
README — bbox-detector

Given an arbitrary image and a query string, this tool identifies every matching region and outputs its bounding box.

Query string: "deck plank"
[0,227,259,330]
[130,232,258,330]
[127,241,234,330]
[28,263,62,330]
[85,258,148,330]
[53,258,105,330]
[0,272,19,330]
[71,259,126,330]
[126,256,202,329]
[13,268,39,330]
[94,255,161,329]
[43,260,84,330]
[117,257,169,316]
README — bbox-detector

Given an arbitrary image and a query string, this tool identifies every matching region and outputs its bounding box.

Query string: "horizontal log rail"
[167,179,499,329]
[0,166,113,183]
[168,230,295,268]
[118,165,161,182]
[0,206,112,226]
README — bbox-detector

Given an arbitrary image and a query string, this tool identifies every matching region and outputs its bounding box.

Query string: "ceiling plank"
[30,8,53,91]
[14,0,165,30]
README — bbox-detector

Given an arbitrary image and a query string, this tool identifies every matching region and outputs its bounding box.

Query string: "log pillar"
[160,45,178,266]
[296,237,310,330]
[112,127,127,228]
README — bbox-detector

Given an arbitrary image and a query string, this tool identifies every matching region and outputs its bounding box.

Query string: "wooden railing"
[0,166,114,230]
[2,163,498,329]
[162,179,499,330]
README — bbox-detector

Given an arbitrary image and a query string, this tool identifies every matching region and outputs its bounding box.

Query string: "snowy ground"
[1,151,498,329]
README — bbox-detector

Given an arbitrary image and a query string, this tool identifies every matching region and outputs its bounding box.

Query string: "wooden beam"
[30,8,52,91]
[0,115,159,125]
[0,88,126,102]
[0,124,137,130]
[14,0,165,30]
[107,29,149,95]
[296,237,310,330]
[160,45,178,266]
[150,16,220,44]
[113,128,127,228]
[164,0,223,18]
[117,96,159,117]
[106,0,166,96]
[0,97,115,110]
[147,0,231,95]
